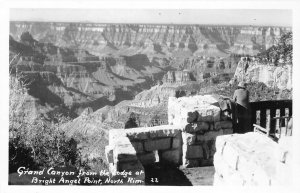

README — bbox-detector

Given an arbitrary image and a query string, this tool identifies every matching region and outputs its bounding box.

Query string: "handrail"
[253,124,270,136]
[250,100,292,139]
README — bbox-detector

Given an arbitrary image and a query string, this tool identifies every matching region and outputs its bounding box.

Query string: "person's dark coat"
[233,87,251,133]
[125,118,138,129]
[233,88,249,109]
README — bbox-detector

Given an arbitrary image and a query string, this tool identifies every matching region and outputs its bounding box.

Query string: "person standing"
[125,112,138,129]
[233,82,251,133]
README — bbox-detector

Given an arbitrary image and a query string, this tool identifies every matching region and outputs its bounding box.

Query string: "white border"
[1,1,300,193]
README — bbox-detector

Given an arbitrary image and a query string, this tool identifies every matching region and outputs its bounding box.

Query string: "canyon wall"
[10,22,291,57]
[233,57,292,90]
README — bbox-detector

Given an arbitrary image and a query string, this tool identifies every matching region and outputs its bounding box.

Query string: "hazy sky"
[10,9,292,27]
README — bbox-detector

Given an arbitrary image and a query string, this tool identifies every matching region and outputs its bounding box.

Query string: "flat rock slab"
[126,125,182,140]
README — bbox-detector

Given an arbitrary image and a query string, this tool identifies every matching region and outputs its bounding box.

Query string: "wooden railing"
[250,100,292,139]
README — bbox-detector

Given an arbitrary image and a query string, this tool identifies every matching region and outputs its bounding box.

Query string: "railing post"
[260,108,267,129]
[270,108,276,135]
[280,108,285,127]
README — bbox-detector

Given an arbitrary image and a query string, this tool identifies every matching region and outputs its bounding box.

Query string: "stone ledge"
[126,125,182,140]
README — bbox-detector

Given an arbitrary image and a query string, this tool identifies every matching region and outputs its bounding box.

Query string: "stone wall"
[105,125,182,184]
[182,121,232,168]
[214,132,293,186]
[169,95,233,167]
[106,95,234,181]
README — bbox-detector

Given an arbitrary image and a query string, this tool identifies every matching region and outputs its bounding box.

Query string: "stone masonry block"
[214,121,233,130]
[131,142,144,153]
[148,125,182,138]
[187,111,199,123]
[213,152,236,181]
[197,130,224,143]
[137,152,156,165]
[251,168,272,186]
[126,130,149,141]
[185,145,203,159]
[215,135,232,155]
[125,125,181,140]
[168,95,221,126]
[223,128,233,135]
[114,144,138,163]
[208,139,216,158]
[160,149,181,165]
[236,154,257,182]
[184,122,209,133]
[144,138,171,152]
[222,143,239,170]
[197,107,221,123]
[172,135,182,149]
[213,172,225,186]
[182,132,196,145]
[202,143,210,160]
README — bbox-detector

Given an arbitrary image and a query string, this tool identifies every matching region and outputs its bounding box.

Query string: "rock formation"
[10,22,291,57]
[232,57,292,90]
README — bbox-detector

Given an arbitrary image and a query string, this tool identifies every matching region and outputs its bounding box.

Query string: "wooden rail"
[250,100,292,139]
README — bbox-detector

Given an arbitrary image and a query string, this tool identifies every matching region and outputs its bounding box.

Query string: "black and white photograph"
[1,0,299,190]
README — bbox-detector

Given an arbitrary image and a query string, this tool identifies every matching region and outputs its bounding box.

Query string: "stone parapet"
[182,121,233,168]
[214,133,293,186]
[106,94,235,181]
[168,95,222,126]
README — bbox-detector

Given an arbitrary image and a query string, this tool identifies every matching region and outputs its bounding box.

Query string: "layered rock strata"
[10,22,291,57]
[232,57,292,90]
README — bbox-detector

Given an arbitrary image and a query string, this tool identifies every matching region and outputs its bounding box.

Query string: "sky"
[10,9,292,27]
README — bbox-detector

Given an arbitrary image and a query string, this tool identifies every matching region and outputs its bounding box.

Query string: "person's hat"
[238,81,246,88]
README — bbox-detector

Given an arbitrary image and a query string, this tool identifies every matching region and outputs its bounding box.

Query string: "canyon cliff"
[10,22,291,58]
